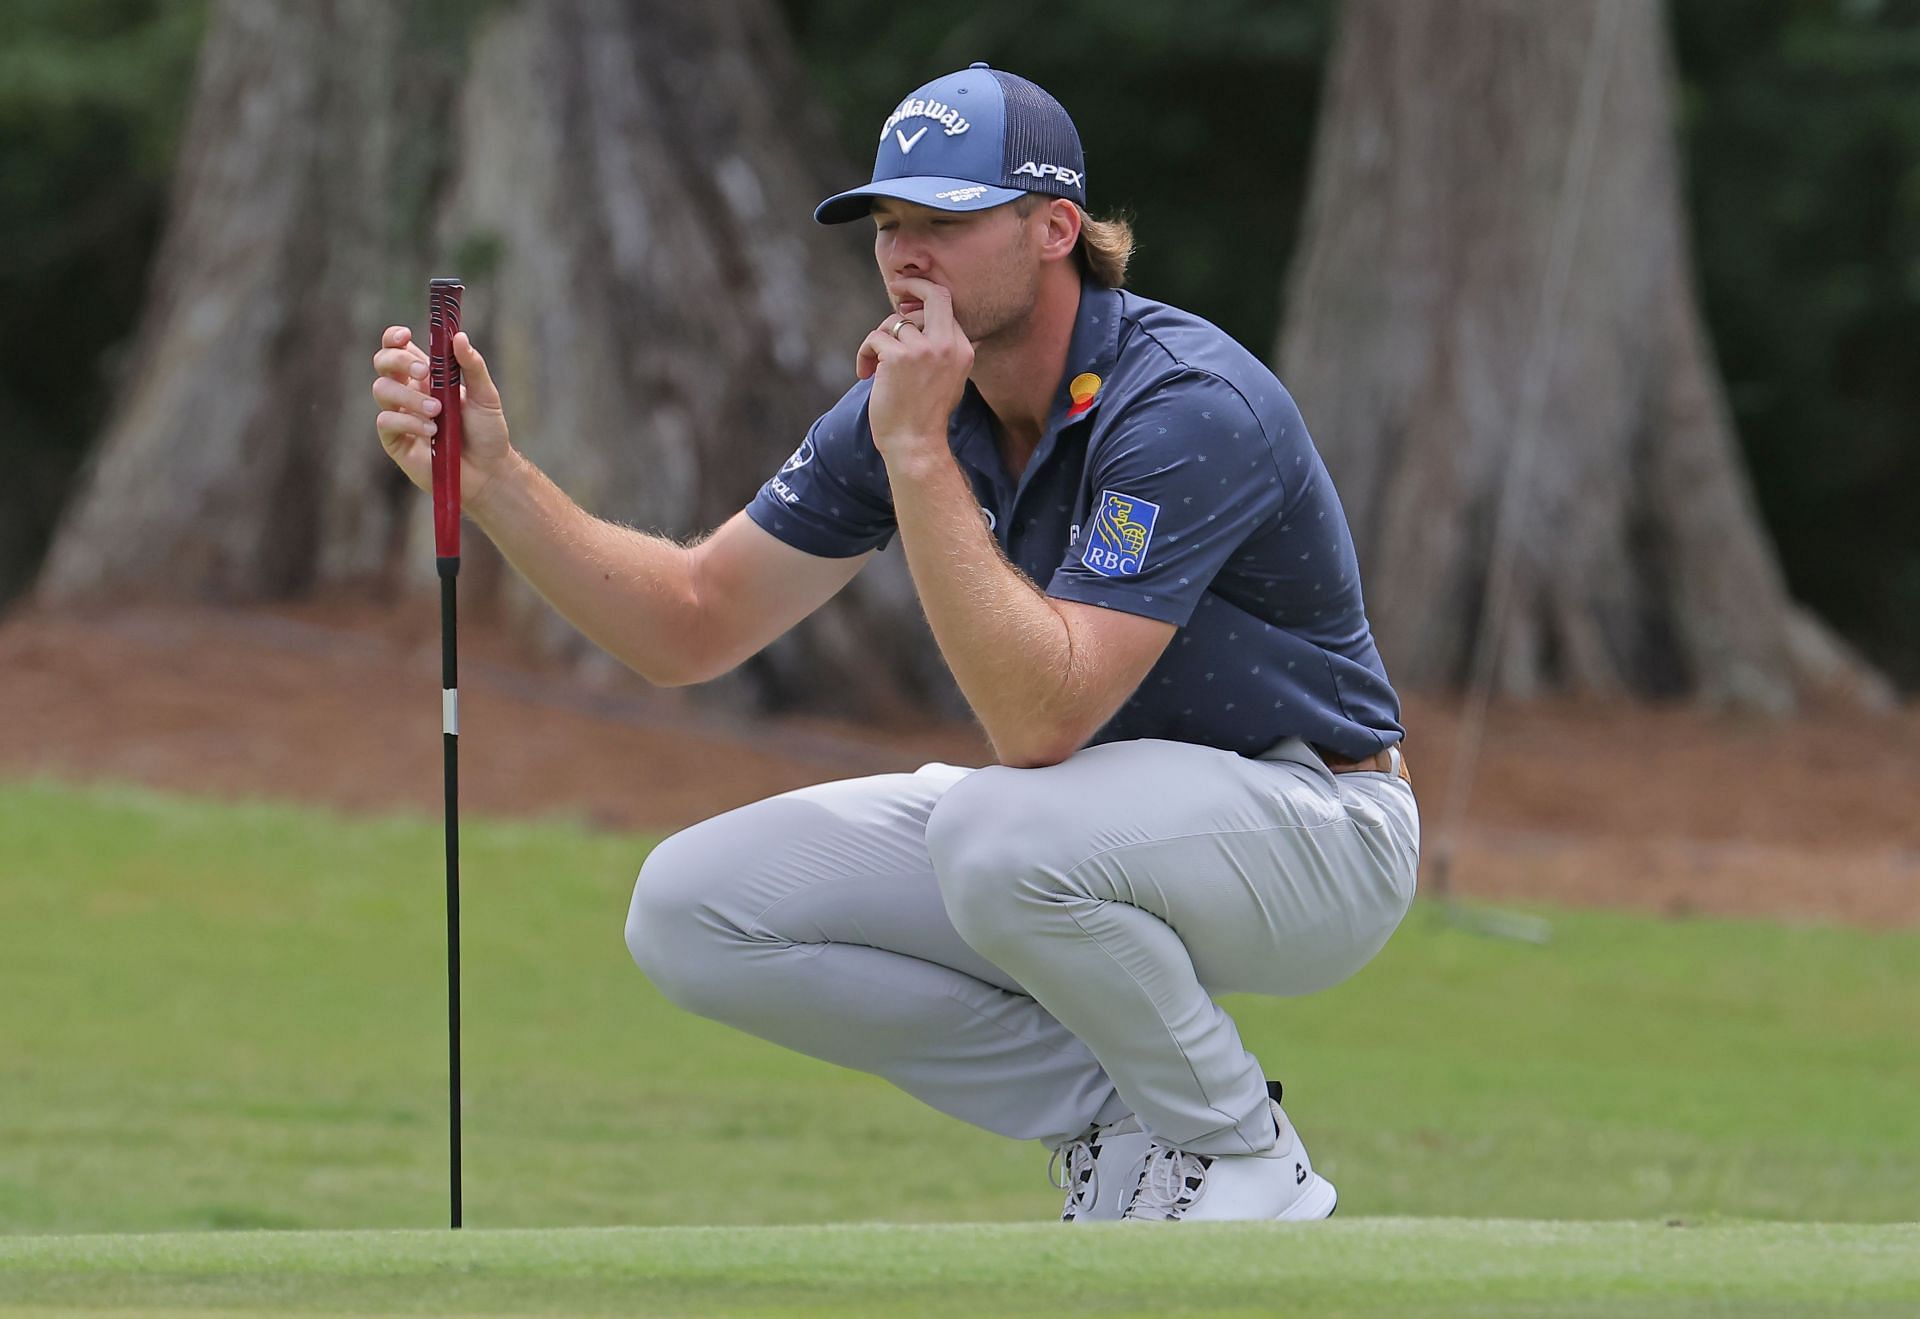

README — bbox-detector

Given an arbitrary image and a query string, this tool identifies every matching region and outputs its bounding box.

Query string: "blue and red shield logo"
[1081,490,1160,577]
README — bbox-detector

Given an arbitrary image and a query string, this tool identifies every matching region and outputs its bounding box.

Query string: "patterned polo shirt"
[745,283,1402,761]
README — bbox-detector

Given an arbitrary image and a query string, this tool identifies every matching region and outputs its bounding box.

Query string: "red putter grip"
[427,279,464,559]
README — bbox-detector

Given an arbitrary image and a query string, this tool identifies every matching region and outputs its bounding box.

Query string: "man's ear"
[1041,199,1083,263]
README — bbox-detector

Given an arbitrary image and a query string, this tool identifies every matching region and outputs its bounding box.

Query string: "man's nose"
[886,238,929,277]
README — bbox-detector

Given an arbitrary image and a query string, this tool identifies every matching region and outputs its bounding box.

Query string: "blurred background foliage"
[1671,0,1920,687]
[3,0,1915,682]
[0,0,205,604]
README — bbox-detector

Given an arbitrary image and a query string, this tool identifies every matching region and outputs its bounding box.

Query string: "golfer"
[371,65,1416,1222]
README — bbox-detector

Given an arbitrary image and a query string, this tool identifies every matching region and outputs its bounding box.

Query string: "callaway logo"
[1015,161,1084,189]
[880,96,971,142]
[934,185,990,203]
[894,126,929,154]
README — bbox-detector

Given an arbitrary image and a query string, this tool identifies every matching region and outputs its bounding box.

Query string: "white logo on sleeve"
[779,437,815,475]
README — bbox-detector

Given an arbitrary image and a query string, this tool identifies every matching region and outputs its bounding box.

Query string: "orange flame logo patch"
[1066,372,1102,420]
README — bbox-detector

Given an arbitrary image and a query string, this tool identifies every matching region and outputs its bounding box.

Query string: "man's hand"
[371,327,518,517]
[857,277,973,464]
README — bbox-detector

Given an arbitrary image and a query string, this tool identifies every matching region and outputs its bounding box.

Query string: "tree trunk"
[37,0,951,721]
[1279,0,1885,710]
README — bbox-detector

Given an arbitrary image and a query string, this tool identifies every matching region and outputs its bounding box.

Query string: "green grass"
[1,1220,1916,1317]
[0,778,1916,1314]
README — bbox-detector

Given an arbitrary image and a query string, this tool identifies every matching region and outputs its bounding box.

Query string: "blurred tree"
[12,0,1915,703]
[34,0,950,718]
[1671,0,1920,687]
[0,0,205,604]
[1279,0,1886,708]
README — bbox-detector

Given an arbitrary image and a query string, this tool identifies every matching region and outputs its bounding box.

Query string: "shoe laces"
[1047,1138,1087,1191]
[1049,1137,1098,1216]
[1124,1143,1209,1221]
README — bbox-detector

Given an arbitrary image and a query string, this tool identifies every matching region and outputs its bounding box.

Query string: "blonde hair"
[1016,194,1135,289]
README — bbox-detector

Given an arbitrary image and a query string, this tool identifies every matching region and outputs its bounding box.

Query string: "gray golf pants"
[625,736,1418,1155]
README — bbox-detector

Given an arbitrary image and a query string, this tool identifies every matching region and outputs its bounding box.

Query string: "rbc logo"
[1081,490,1160,578]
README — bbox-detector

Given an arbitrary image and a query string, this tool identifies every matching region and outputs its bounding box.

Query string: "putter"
[427,278,464,1229]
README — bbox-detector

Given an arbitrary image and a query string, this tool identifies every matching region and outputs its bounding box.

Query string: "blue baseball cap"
[814,63,1086,224]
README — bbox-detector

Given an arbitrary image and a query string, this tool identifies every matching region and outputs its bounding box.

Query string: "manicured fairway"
[3,1219,1917,1317]
[1,779,1915,1314]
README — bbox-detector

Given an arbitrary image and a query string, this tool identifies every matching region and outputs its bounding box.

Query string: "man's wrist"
[880,437,956,484]
[466,448,532,527]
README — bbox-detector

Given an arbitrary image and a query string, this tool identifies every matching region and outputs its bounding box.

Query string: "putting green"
[2,1219,1917,1316]
[2,779,1917,1319]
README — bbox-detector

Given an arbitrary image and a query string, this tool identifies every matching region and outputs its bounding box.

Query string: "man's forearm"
[885,448,1084,765]
[468,453,708,686]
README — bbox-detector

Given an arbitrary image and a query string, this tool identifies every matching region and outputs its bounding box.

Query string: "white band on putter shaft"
[443,688,459,736]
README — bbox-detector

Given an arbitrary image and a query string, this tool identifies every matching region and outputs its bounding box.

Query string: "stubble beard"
[956,263,1041,353]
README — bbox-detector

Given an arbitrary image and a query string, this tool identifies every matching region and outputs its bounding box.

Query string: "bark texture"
[1279,0,1885,710]
[38,0,949,719]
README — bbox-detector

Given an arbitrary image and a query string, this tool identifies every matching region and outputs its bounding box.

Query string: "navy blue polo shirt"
[745,284,1403,761]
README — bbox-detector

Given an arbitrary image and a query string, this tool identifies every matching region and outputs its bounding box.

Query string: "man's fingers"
[890,276,943,302]
[376,409,436,442]
[452,332,502,408]
[374,327,426,364]
[372,376,440,417]
[890,278,953,339]
[373,345,429,388]
[919,287,953,340]
[856,329,902,381]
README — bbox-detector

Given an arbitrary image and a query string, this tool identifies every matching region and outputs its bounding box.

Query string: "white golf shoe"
[1121,1086,1337,1222]
[1051,1114,1153,1222]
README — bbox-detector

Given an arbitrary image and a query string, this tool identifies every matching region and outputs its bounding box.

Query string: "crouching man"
[371,64,1416,1222]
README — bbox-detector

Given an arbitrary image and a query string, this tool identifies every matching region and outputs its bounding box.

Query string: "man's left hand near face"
[858,276,974,466]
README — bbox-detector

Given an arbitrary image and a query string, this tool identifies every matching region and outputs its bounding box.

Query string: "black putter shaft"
[439,556,461,1229]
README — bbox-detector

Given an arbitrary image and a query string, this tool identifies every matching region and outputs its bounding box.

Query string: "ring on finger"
[889,316,909,338]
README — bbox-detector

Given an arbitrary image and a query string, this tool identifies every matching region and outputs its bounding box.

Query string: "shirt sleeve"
[744,383,896,557]
[1046,372,1285,626]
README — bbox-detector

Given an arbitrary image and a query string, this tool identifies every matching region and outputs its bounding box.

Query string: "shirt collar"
[1047,282,1123,430]
[948,282,1124,474]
